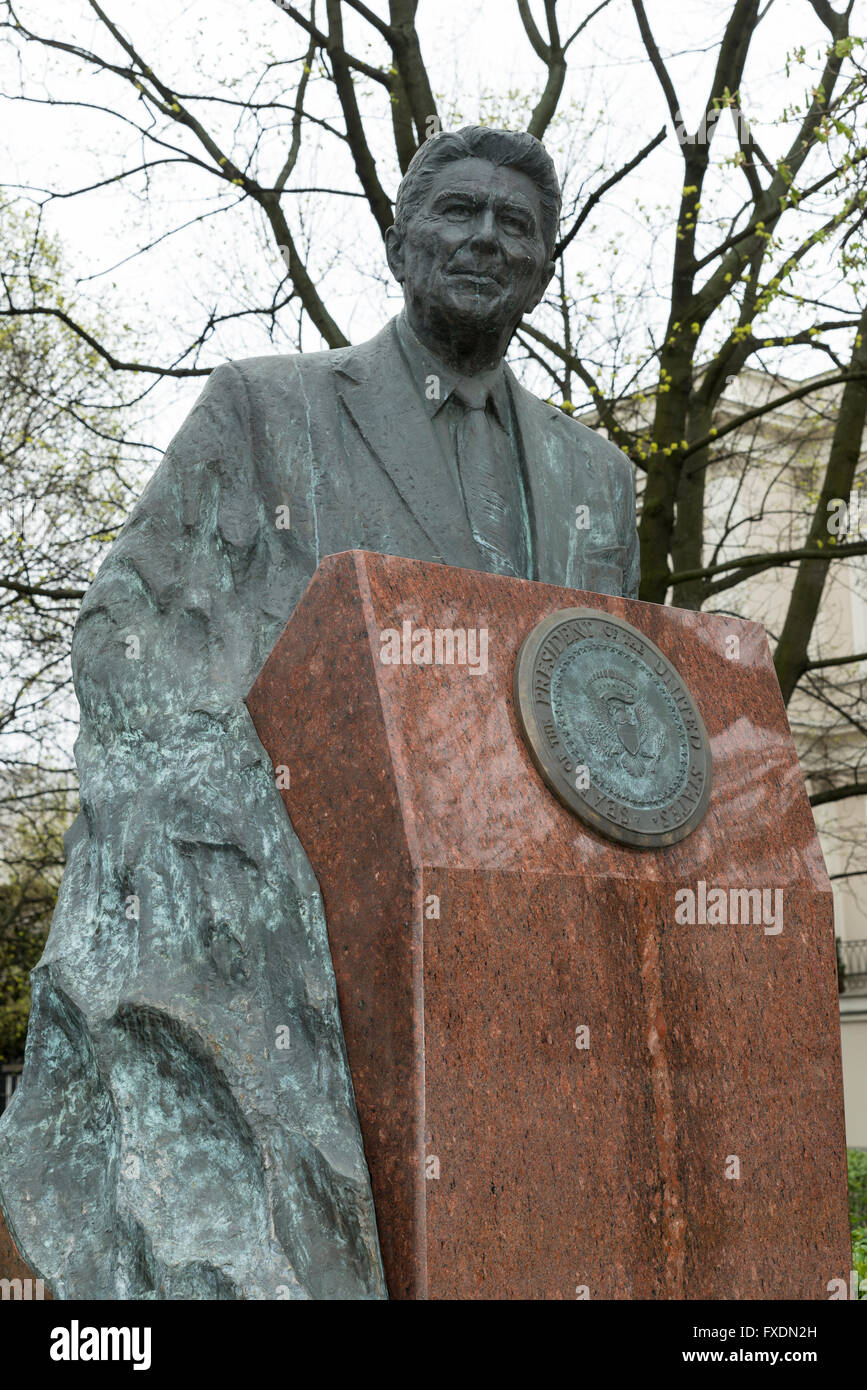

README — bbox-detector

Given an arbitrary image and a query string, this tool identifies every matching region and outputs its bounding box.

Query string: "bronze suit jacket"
[242,315,639,595]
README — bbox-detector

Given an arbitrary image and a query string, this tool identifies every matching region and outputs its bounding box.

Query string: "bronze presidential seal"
[514,609,711,848]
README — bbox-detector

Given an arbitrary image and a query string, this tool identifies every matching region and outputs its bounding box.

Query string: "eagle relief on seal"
[514,609,712,848]
[576,668,665,778]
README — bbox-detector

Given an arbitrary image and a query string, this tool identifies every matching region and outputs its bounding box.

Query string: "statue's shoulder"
[509,374,634,483]
[565,412,634,478]
[223,319,397,384]
[206,323,397,416]
[211,343,354,394]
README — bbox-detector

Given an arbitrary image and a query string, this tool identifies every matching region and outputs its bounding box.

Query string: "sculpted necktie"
[452,379,522,578]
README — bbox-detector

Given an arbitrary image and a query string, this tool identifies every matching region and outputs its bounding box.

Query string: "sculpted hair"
[394,126,561,257]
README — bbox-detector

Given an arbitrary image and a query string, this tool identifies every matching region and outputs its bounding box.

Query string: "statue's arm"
[74,361,286,732]
[595,433,641,601]
[622,456,641,600]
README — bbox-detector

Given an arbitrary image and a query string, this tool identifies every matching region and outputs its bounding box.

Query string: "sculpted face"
[387,156,555,372]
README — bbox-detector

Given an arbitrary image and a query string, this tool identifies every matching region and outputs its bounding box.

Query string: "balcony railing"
[839,939,867,996]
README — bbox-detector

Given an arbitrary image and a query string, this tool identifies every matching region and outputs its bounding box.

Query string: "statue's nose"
[467,209,499,249]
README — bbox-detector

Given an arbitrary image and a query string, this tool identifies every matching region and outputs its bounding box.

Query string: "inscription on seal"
[513,609,712,847]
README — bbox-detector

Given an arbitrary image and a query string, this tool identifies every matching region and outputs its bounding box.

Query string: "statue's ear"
[528,258,556,311]
[385,226,405,285]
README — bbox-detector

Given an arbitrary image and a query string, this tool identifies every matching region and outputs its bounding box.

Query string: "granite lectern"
[245,550,849,1299]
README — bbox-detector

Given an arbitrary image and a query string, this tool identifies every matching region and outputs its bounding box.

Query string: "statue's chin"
[434,288,511,338]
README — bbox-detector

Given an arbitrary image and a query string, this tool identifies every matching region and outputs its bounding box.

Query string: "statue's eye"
[501,213,530,234]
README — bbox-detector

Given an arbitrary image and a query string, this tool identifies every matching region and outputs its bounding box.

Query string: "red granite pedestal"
[246,549,850,1301]
[0,1203,45,1296]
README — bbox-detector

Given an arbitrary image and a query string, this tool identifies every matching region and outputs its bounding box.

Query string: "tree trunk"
[774,304,867,704]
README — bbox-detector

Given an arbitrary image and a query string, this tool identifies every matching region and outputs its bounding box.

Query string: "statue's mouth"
[448,269,501,288]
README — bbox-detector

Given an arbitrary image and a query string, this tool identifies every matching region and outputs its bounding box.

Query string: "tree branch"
[516,322,638,456]
[631,0,682,130]
[804,651,867,670]
[810,781,867,808]
[669,539,867,587]
[387,1,439,146]
[270,0,392,85]
[0,306,212,376]
[679,370,867,463]
[0,577,86,601]
[555,126,666,256]
[325,0,394,239]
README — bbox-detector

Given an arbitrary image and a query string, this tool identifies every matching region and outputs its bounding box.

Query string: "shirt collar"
[395,310,510,427]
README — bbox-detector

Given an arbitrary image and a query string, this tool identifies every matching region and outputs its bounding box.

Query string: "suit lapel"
[334,320,483,569]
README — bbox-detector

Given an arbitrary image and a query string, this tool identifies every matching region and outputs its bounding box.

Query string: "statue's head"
[386,126,560,366]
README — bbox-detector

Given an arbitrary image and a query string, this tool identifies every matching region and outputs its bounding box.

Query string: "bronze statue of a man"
[0,127,638,1299]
